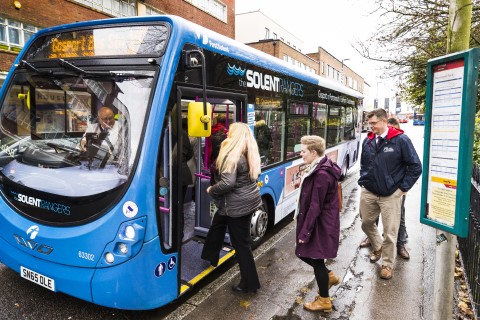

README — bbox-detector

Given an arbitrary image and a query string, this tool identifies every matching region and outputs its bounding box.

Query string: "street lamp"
[341,58,350,85]
[341,58,350,69]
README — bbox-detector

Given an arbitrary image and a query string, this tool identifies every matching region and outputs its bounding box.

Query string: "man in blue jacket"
[358,108,422,280]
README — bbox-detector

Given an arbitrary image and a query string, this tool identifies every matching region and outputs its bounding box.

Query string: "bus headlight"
[118,243,128,254]
[105,252,115,264]
[98,217,146,267]
[124,225,135,239]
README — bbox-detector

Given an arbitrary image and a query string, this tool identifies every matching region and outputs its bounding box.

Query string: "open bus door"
[165,87,249,295]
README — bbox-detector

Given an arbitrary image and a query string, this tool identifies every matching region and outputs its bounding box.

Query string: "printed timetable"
[427,59,464,226]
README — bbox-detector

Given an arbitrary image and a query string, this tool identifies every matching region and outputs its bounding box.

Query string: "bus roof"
[22,15,364,100]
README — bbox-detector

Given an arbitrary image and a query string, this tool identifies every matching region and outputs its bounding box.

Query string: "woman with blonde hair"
[201,122,262,294]
[295,135,341,312]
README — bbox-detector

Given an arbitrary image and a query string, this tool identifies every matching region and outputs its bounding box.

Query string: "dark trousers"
[299,257,329,297]
[201,212,261,291]
[397,195,408,247]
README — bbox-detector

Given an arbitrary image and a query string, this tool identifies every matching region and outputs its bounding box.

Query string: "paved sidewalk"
[166,167,436,320]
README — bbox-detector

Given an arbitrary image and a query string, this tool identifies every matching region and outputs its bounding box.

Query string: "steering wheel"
[46,142,81,155]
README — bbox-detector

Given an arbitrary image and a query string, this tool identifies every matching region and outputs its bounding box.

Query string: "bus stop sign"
[420,48,480,238]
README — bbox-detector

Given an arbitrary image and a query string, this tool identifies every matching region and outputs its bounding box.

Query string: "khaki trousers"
[360,188,403,268]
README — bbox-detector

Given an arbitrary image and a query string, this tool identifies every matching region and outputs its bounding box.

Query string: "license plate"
[20,266,55,291]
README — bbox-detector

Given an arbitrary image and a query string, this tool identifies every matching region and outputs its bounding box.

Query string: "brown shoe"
[398,247,410,260]
[380,266,393,279]
[303,296,332,312]
[369,248,382,262]
[359,237,371,248]
[328,271,340,288]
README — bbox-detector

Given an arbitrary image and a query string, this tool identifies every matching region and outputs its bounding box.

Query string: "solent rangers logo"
[227,64,304,97]
[11,191,71,215]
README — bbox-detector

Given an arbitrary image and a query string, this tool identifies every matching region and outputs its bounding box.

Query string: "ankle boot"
[303,295,333,312]
[328,271,340,288]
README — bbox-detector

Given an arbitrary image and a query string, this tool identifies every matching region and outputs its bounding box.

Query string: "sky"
[235,0,394,101]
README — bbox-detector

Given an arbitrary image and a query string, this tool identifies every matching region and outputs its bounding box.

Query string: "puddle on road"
[343,268,355,283]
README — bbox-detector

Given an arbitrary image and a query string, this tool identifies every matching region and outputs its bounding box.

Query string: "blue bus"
[0,15,362,310]
[413,112,425,125]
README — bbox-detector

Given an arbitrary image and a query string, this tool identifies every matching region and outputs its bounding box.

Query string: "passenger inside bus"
[254,113,272,165]
[208,114,228,184]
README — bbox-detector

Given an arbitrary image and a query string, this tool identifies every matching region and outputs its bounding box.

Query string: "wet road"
[0,122,434,320]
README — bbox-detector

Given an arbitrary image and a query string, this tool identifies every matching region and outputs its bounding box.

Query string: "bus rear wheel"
[250,201,269,247]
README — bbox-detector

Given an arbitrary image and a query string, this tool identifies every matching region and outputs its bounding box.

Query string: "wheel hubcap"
[250,208,268,241]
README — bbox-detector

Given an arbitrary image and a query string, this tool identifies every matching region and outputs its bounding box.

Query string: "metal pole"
[433,0,472,319]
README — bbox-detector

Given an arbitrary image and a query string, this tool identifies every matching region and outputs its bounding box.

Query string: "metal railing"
[458,164,480,318]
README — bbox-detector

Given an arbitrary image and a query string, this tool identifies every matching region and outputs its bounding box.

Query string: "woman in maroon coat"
[295,135,341,313]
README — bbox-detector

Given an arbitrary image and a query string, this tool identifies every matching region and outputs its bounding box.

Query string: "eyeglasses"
[100,116,114,122]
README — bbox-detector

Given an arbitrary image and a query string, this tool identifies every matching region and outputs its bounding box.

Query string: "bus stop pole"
[433,1,472,319]
[433,232,456,319]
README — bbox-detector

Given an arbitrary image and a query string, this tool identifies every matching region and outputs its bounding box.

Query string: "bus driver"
[79,106,123,162]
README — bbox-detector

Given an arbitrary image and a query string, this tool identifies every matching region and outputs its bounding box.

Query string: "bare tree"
[356,0,480,107]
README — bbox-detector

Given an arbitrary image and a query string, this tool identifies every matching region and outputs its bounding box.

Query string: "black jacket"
[210,154,262,217]
[358,127,422,196]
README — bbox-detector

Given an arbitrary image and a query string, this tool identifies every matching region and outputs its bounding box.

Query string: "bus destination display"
[25,25,169,59]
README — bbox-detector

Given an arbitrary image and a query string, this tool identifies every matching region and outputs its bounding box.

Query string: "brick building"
[0,0,235,87]
[236,10,365,95]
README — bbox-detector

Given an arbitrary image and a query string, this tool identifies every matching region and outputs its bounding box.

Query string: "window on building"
[184,0,227,22]
[273,32,277,39]
[0,72,7,90]
[321,62,324,75]
[0,17,40,51]
[353,79,358,90]
[265,28,270,39]
[73,0,136,17]
[145,4,163,15]
[283,54,288,62]
[327,65,336,79]
[348,77,353,87]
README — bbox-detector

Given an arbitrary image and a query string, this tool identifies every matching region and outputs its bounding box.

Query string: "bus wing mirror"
[294,144,302,153]
[188,102,212,137]
[17,91,31,109]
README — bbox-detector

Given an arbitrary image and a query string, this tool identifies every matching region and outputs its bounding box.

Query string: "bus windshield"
[0,69,155,198]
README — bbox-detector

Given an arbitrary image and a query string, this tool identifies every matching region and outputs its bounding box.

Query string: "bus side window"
[326,105,343,147]
[254,108,285,166]
[312,102,327,140]
[343,106,355,140]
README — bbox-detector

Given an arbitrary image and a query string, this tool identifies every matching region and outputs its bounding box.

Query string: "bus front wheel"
[250,201,269,247]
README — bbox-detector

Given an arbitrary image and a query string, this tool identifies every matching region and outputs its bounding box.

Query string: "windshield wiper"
[17,60,52,75]
[58,58,87,76]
